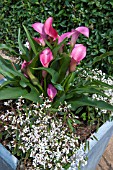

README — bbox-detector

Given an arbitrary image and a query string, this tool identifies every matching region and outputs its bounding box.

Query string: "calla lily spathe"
[40,48,53,67]
[32,17,58,40]
[58,26,89,46]
[47,84,57,100]
[32,17,89,50]
[70,26,89,47]
[70,44,86,72]
[40,48,53,78]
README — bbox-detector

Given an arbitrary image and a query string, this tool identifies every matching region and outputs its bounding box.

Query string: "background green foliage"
[0,0,113,74]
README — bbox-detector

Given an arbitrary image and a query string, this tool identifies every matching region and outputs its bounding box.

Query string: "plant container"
[0,78,113,170]
[81,121,113,170]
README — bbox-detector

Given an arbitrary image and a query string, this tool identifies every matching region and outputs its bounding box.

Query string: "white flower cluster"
[68,143,87,170]
[1,97,87,170]
[58,101,71,113]
[76,68,113,116]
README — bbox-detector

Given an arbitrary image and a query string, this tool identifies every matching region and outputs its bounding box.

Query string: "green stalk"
[64,72,74,93]
[27,67,44,93]
[44,77,47,96]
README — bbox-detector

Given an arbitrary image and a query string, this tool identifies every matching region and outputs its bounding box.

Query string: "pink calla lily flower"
[40,48,53,77]
[71,26,89,47]
[47,84,57,100]
[21,60,31,77]
[44,17,58,39]
[32,23,45,36]
[70,44,86,72]
[58,31,74,44]
[40,48,53,67]
[58,26,89,46]
[32,17,58,40]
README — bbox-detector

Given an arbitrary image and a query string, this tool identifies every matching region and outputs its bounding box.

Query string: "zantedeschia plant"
[1,17,113,116]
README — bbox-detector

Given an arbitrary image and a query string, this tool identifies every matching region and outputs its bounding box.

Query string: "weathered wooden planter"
[0,78,113,170]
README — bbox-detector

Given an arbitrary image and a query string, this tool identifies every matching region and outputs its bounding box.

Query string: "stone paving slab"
[96,135,113,170]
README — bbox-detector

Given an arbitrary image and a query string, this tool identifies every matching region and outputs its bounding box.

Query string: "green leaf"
[23,87,42,103]
[66,86,108,99]
[54,83,64,91]
[18,28,28,57]
[50,56,61,71]
[0,79,19,89]
[67,118,74,132]
[45,39,52,49]
[52,93,66,108]
[0,56,16,78]
[57,55,70,83]
[63,72,76,92]
[52,38,67,57]
[27,67,44,93]
[0,87,28,100]
[0,44,18,55]
[0,56,29,82]
[92,51,113,65]
[29,52,40,68]
[69,95,113,111]
[19,80,28,88]
[23,25,37,55]
[33,67,59,84]
[32,66,64,91]
[88,79,113,89]
[76,87,108,97]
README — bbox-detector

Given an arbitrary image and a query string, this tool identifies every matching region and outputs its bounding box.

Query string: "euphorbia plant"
[0,17,113,114]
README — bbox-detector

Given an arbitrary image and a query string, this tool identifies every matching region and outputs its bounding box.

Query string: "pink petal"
[71,44,86,63]
[40,48,53,67]
[58,32,74,44]
[44,17,58,39]
[75,26,89,38]
[21,60,31,70]
[47,84,57,100]
[33,37,45,46]
[70,30,80,47]
[32,23,46,37]
[70,27,89,47]
[69,58,77,72]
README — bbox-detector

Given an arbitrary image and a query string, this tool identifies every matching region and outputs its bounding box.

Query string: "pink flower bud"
[21,60,31,77]
[33,37,45,46]
[47,84,57,100]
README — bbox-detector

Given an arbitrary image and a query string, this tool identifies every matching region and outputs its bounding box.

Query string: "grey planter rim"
[80,120,113,170]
